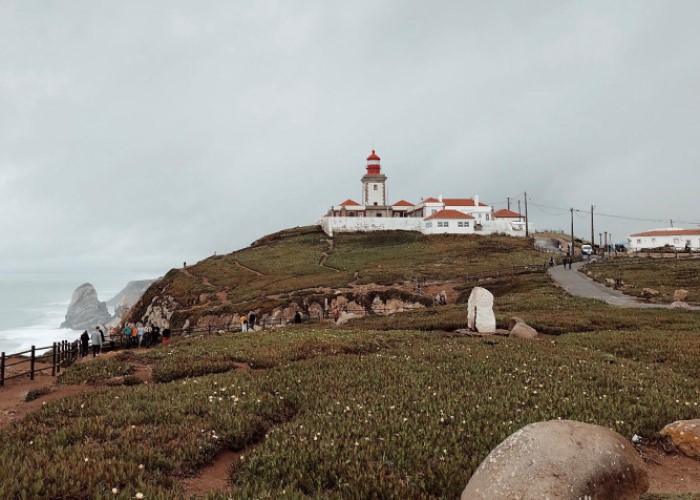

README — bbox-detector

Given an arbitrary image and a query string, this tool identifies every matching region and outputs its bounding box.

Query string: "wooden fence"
[0,340,80,387]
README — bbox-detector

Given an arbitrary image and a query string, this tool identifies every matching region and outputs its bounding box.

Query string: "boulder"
[669,301,690,310]
[660,419,700,458]
[60,283,112,330]
[508,316,525,331]
[673,289,689,302]
[467,287,496,333]
[510,322,538,339]
[461,420,649,500]
[641,288,660,299]
[605,278,616,287]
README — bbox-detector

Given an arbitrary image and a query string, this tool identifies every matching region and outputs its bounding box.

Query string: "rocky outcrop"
[673,289,689,302]
[641,288,660,300]
[660,419,700,458]
[467,287,496,333]
[60,283,112,330]
[462,420,649,500]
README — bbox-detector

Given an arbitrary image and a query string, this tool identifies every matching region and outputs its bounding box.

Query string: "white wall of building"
[423,219,474,235]
[364,181,385,206]
[627,232,700,251]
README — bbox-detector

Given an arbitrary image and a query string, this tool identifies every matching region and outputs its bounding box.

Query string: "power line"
[527,199,700,226]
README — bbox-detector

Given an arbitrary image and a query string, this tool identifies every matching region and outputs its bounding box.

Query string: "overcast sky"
[2,1,699,274]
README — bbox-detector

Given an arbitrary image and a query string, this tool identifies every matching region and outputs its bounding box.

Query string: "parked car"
[581,244,594,256]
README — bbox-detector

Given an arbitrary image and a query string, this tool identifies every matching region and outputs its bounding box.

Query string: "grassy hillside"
[3,326,699,498]
[583,257,700,304]
[129,226,546,328]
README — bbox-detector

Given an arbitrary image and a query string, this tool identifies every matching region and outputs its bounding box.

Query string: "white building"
[319,150,532,237]
[627,228,700,251]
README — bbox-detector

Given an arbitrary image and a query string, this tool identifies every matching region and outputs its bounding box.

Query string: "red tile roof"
[629,228,700,237]
[392,200,414,207]
[493,209,523,218]
[443,198,489,207]
[338,199,361,207]
[424,209,475,221]
[423,197,440,203]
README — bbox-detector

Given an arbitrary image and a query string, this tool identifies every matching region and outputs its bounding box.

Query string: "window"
[373,185,378,191]
[485,214,490,221]
[376,213,382,217]
[458,222,464,227]
[426,222,432,228]
[651,238,655,243]
[465,221,470,227]
[431,209,437,214]
[348,212,355,217]
[637,239,641,243]
[437,221,449,228]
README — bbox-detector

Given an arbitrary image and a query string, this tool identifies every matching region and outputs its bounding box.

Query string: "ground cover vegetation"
[2,323,699,499]
[582,257,700,304]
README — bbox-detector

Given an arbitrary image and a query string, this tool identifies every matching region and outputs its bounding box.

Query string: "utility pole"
[507,197,511,211]
[524,191,529,237]
[670,219,674,228]
[570,208,575,256]
[590,205,594,246]
[599,232,602,249]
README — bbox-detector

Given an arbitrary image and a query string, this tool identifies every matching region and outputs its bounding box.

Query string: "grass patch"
[58,357,133,385]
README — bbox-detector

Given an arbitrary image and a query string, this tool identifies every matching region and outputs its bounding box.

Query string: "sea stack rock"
[60,283,111,330]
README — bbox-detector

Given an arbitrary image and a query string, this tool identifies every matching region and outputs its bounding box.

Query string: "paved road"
[548,261,698,309]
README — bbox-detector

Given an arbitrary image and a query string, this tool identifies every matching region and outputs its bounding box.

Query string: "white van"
[581,244,593,256]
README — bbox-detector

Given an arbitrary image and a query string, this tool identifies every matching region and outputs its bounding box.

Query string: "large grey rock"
[60,283,112,330]
[461,420,649,500]
[467,287,496,333]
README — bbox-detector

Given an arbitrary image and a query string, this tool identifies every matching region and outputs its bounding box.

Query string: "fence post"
[0,352,4,387]
[57,342,62,374]
[52,342,57,376]
[30,345,36,381]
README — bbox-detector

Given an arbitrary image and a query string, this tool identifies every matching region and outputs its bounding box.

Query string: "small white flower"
[135,493,144,499]
[138,464,144,470]
[112,487,119,494]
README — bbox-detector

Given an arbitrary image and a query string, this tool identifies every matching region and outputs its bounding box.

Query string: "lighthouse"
[361,150,388,215]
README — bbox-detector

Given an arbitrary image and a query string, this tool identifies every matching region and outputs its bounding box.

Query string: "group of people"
[239,311,257,332]
[120,323,167,348]
[79,323,170,358]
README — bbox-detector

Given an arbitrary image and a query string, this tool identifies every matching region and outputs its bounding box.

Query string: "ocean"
[0,271,160,354]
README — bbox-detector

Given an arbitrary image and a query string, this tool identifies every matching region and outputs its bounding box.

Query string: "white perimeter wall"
[319,217,422,236]
[318,217,531,237]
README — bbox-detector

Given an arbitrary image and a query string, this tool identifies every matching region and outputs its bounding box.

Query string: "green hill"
[128,226,545,329]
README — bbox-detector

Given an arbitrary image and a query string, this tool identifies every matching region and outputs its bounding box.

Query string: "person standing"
[137,324,145,347]
[80,330,89,357]
[240,314,248,333]
[90,327,102,357]
[248,311,256,331]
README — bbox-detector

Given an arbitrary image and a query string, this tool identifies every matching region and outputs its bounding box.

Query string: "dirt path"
[234,260,264,276]
[549,262,700,309]
[641,445,700,494]
[319,238,341,272]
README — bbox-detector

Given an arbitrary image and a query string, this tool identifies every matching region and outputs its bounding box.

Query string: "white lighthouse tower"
[361,150,388,216]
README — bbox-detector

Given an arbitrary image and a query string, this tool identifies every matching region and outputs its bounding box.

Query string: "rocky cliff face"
[106,279,157,309]
[60,283,112,330]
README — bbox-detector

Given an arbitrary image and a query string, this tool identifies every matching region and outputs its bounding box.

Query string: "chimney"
[438,194,443,203]
[474,195,479,207]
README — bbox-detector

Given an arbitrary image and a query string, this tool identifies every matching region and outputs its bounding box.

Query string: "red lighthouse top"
[366,150,381,175]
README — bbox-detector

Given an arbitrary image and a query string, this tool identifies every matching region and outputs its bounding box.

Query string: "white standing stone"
[467,287,496,333]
